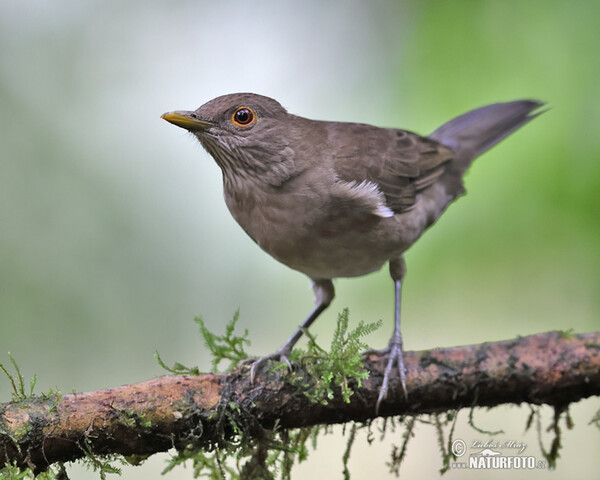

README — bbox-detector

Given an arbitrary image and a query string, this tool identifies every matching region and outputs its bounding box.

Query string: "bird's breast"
[222,180,405,279]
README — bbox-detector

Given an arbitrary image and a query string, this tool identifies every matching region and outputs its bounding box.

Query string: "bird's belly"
[280,234,393,279]
[253,213,405,280]
[225,184,445,280]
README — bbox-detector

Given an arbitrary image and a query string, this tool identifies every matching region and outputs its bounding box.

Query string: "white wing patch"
[335,179,395,218]
[374,203,395,218]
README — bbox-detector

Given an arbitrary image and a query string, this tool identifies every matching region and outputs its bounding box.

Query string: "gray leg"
[249,279,334,382]
[376,256,407,413]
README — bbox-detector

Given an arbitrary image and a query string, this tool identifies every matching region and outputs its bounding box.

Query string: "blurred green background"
[1,0,598,478]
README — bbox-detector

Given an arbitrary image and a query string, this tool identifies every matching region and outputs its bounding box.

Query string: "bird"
[161,93,543,411]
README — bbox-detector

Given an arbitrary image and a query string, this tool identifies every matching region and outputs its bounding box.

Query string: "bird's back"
[218,100,544,280]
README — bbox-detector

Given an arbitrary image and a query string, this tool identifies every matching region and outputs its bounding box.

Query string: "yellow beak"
[161,111,212,131]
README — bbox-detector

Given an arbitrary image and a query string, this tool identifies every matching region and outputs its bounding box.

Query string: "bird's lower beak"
[161,111,212,131]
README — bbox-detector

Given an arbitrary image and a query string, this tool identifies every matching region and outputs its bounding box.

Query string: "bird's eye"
[232,107,255,126]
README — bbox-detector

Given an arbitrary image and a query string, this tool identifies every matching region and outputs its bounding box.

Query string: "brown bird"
[162,94,543,411]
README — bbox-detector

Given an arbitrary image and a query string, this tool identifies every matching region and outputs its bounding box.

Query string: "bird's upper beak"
[161,110,213,131]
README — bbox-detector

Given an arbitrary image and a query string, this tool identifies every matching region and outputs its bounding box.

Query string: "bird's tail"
[429,100,545,172]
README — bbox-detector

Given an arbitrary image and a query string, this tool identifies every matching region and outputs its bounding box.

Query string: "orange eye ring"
[232,107,256,127]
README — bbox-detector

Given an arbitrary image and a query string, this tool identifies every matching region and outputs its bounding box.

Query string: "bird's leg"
[248,279,334,382]
[374,257,407,413]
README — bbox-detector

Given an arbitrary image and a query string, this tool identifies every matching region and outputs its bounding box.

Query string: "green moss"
[196,310,251,372]
[113,408,153,430]
[525,404,573,470]
[158,308,379,407]
[155,310,251,376]
[162,422,323,480]
[123,453,151,466]
[0,353,37,403]
[0,462,68,480]
[157,309,379,479]
[286,309,381,405]
[11,420,32,444]
[559,328,575,339]
[468,406,504,435]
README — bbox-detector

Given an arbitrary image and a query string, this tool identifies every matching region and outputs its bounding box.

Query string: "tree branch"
[1,330,598,473]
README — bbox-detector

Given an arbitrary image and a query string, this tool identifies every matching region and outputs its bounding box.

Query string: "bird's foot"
[242,347,293,383]
[364,340,407,414]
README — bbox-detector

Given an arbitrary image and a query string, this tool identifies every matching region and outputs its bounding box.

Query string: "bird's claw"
[244,350,293,383]
[362,346,390,357]
[371,341,407,415]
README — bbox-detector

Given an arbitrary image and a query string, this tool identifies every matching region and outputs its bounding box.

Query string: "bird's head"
[162,93,298,185]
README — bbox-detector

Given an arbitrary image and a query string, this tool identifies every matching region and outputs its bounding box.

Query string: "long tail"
[429,100,545,173]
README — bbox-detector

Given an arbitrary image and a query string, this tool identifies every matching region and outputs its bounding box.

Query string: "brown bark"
[1,330,598,473]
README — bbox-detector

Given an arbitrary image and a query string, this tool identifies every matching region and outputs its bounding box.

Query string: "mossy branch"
[0,330,598,474]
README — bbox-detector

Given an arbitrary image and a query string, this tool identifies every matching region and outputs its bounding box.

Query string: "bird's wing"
[328,122,455,214]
